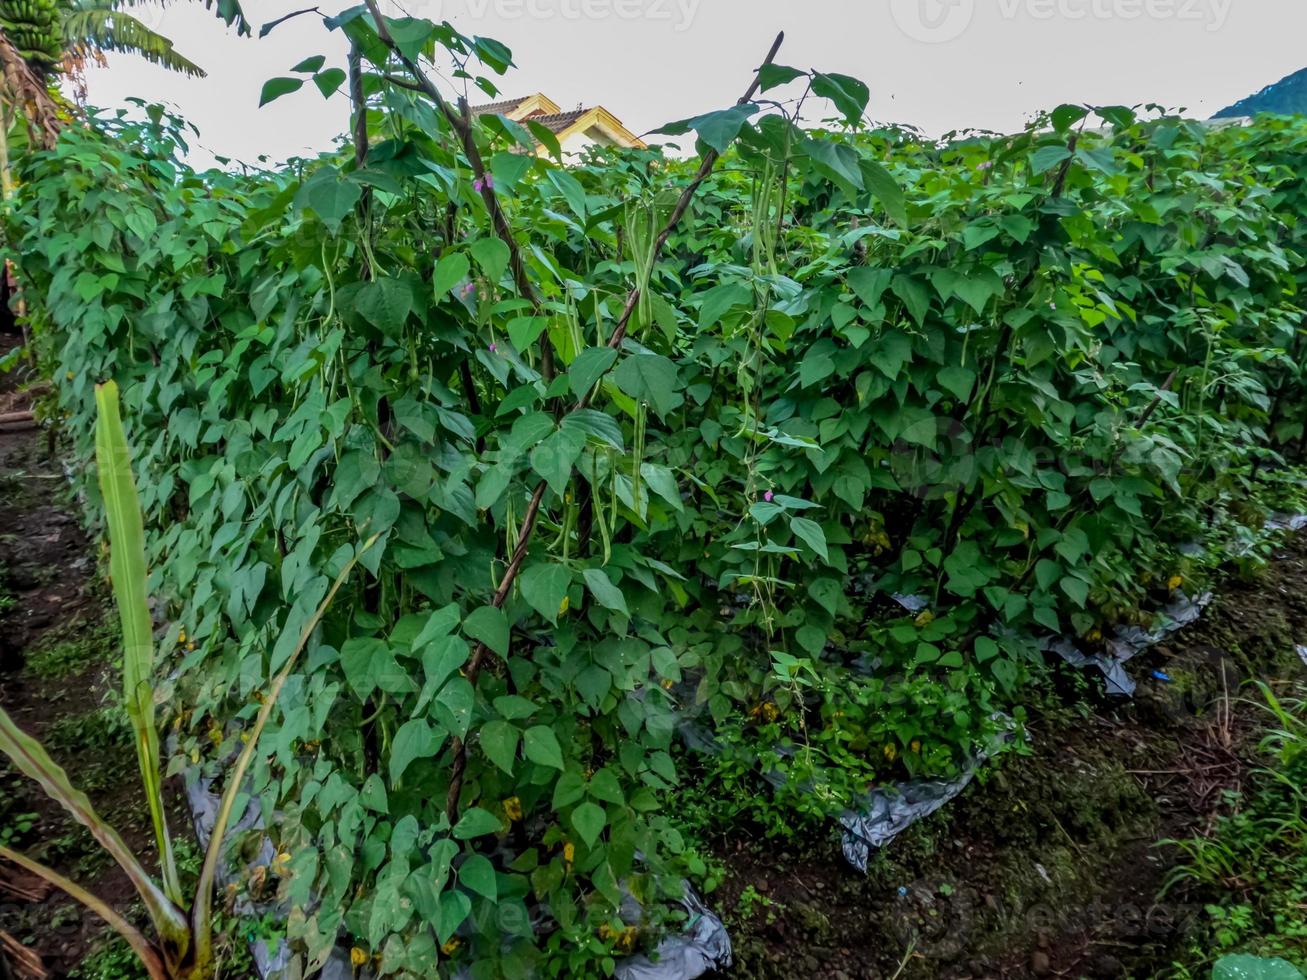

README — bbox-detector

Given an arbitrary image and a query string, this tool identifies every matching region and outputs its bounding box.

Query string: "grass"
[0,569,15,617]
[69,934,152,980]
[1164,682,1307,977]
[47,704,132,753]
[24,612,119,680]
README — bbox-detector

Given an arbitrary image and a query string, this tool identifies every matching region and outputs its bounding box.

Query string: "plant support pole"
[363,0,555,381]
[439,31,787,821]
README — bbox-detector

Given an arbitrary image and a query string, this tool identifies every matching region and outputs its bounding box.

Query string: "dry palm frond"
[0,32,62,149]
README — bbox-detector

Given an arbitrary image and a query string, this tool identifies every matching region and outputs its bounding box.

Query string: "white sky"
[80,0,1307,168]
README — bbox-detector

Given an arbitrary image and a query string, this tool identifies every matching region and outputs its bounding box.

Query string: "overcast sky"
[81,0,1306,167]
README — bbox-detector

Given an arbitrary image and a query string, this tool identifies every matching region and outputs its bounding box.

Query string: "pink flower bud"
[488,342,498,353]
[764,490,774,502]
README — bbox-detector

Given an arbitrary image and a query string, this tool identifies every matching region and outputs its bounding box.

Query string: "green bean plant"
[5,4,1307,975]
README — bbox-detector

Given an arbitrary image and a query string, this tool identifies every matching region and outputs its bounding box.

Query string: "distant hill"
[1214,67,1307,118]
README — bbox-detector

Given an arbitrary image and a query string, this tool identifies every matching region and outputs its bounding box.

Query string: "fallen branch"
[0,869,52,903]
[0,930,46,980]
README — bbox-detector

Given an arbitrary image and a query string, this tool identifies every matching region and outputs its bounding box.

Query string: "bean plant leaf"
[860,158,907,226]
[479,720,520,775]
[1032,145,1073,174]
[355,277,414,335]
[313,68,347,98]
[582,568,629,616]
[530,427,586,496]
[523,725,564,770]
[570,801,606,847]
[453,807,503,839]
[464,606,509,657]
[389,718,442,784]
[568,347,618,399]
[291,55,326,73]
[433,253,471,297]
[801,137,863,198]
[471,237,510,283]
[259,76,304,106]
[459,853,498,900]
[789,516,829,561]
[294,168,362,234]
[655,103,758,154]
[938,365,977,401]
[611,354,682,419]
[758,64,807,91]
[519,563,572,625]
[812,72,870,126]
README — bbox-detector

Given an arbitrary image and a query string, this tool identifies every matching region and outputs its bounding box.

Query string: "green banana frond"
[94,0,251,36]
[62,6,205,78]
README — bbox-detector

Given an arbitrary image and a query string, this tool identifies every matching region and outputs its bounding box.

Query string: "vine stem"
[442,31,787,821]
[362,0,555,381]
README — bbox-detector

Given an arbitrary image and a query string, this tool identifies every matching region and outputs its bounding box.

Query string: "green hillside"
[1215,66,1307,118]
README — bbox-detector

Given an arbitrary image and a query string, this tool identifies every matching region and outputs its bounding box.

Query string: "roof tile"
[470,96,530,117]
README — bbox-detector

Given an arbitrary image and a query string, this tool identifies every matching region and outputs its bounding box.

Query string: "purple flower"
[473,174,494,192]
[488,342,498,353]
[460,282,477,299]
[977,160,993,172]
[764,490,774,503]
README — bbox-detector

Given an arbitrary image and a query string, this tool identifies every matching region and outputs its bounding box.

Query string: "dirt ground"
[0,331,168,978]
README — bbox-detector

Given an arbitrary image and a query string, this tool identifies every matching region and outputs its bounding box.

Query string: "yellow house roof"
[469,93,562,121]
[470,93,646,152]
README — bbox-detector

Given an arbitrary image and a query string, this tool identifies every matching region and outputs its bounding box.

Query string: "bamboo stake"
[360,25,788,820]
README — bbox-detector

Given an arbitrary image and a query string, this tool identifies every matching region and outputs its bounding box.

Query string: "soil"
[0,331,167,978]
[706,537,1307,979]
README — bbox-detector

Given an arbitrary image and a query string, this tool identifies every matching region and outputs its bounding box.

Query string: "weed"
[1164,683,1307,974]
[0,567,15,617]
[0,810,38,848]
[735,884,786,926]
[47,705,132,753]
[71,934,151,980]
[24,614,118,680]
[46,825,112,880]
